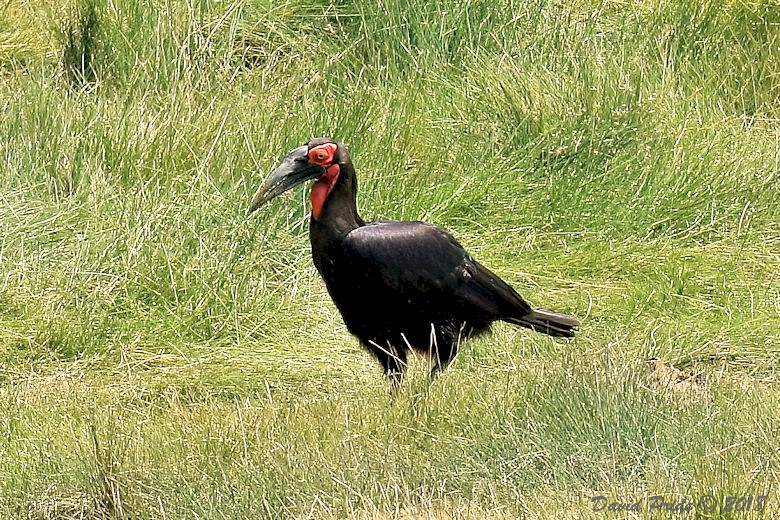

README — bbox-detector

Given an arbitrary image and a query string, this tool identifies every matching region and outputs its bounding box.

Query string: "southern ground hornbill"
[249,137,579,386]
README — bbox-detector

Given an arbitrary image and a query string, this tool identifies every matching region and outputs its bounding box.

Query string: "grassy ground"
[1,0,779,518]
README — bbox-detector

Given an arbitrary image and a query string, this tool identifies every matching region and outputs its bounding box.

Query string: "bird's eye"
[309,143,337,166]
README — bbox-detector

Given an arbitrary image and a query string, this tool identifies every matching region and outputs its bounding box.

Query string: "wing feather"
[338,221,532,320]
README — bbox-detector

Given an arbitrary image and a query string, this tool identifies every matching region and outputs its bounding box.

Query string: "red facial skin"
[308,143,340,220]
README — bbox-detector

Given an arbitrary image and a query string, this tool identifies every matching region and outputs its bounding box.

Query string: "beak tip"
[248,187,271,215]
[247,198,264,216]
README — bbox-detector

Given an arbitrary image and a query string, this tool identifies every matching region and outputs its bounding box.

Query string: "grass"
[1,0,779,518]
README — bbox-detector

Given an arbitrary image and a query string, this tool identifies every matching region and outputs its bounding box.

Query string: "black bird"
[249,137,579,386]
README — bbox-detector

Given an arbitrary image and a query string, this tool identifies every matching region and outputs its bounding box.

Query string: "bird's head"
[249,137,345,219]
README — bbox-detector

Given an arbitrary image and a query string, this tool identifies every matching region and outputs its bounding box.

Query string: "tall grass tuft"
[84,416,135,518]
[59,0,102,90]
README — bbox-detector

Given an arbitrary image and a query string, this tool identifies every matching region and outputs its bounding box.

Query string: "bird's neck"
[309,163,364,245]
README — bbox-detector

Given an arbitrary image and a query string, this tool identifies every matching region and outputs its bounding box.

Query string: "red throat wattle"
[310,164,340,220]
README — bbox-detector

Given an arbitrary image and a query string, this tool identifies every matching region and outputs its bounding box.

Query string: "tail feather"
[506,309,579,338]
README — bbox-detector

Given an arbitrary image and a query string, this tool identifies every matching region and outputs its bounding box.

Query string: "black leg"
[385,345,407,391]
[367,340,408,390]
[429,340,458,381]
[428,323,470,381]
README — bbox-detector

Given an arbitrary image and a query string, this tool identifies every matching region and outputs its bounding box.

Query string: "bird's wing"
[339,221,532,319]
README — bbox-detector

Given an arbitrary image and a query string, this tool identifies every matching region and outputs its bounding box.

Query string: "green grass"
[1,0,779,518]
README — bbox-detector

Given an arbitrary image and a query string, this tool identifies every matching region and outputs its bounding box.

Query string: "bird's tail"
[506,309,579,338]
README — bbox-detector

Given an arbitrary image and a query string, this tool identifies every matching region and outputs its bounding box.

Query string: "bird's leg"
[429,356,455,381]
[428,330,459,382]
[369,340,408,391]
[384,346,407,391]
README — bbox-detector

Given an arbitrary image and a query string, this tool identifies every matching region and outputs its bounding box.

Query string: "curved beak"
[248,145,325,213]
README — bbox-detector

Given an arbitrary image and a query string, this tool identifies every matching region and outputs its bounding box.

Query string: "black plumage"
[250,137,579,385]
